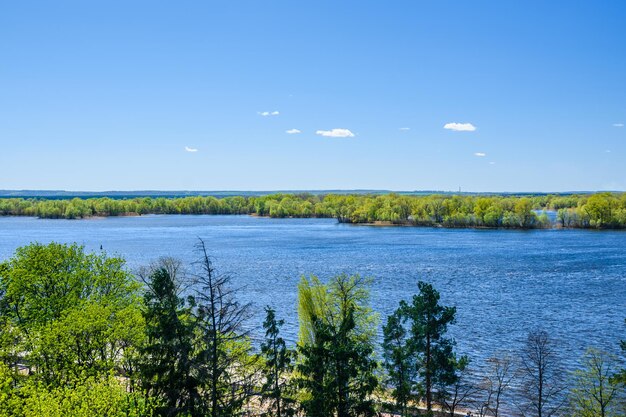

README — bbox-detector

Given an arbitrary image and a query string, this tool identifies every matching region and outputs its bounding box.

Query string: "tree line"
[0,242,624,416]
[1,192,626,228]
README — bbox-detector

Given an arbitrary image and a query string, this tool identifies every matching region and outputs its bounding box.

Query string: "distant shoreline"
[1,192,625,230]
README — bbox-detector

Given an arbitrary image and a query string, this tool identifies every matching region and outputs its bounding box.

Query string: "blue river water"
[0,215,624,387]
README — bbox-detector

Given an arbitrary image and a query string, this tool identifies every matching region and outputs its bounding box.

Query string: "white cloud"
[444,122,476,132]
[316,128,355,138]
[489,161,496,165]
[286,128,301,134]
[399,127,410,131]
[474,152,486,157]
[613,123,624,127]
[258,111,280,117]
[606,150,612,153]
[185,146,198,153]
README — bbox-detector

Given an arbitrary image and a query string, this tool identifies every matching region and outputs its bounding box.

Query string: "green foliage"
[140,267,201,417]
[297,274,379,417]
[384,281,459,415]
[569,348,623,417]
[3,192,626,228]
[260,306,297,417]
[4,372,155,417]
[382,309,417,416]
[0,243,142,385]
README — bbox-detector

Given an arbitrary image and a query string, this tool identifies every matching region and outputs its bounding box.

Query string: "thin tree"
[437,355,480,417]
[403,281,458,415]
[260,306,297,417]
[480,354,515,417]
[192,238,255,417]
[569,348,622,417]
[518,329,566,417]
[382,309,417,417]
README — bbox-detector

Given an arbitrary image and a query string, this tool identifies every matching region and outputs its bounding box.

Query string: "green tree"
[0,243,141,384]
[382,309,417,416]
[139,265,201,417]
[260,306,297,417]
[570,348,622,417]
[297,274,378,417]
[393,281,458,416]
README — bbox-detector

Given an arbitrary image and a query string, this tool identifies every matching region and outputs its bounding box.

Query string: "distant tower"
[458,186,461,193]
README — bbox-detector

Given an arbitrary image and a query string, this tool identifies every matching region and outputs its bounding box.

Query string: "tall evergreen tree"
[260,306,297,417]
[383,281,458,416]
[382,309,417,417]
[140,266,201,417]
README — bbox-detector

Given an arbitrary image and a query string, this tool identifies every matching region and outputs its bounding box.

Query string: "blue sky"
[1,1,625,192]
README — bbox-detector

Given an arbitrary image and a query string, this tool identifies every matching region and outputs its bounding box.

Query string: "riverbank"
[1,192,625,229]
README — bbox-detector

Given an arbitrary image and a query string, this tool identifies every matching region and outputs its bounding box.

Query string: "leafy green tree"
[260,306,297,417]
[297,274,378,417]
[0,242,136,331]
[0,243,141,384]
[17,374,155,417]
[570,348,623,417]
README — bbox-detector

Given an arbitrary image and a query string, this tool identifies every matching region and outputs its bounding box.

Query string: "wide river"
[0,215,624,383]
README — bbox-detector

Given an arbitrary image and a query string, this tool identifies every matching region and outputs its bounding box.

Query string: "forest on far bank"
[1,192,626,229]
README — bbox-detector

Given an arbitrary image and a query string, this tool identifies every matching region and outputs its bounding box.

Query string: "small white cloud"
[489,161,496,165]
[316,128,355,138]
[286,129,301,134]
[613,123,624,127]
[258,111,280,117]
[605,150,612,153]
[444,122,476,132]
[185,146,198,153]
[399,127,410,131]
[474,152,486,157]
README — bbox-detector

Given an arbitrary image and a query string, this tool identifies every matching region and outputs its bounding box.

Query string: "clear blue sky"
[1,1,625,192]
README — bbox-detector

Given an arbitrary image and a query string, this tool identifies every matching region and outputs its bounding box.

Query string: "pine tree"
[260,306,297,417]
[384,281,458,416]
[382,309,417,416]
[140,266,201,417]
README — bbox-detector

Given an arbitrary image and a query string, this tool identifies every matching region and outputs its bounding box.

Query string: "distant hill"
[0,189,607,199]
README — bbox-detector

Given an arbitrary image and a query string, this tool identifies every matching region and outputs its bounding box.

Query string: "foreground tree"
[260,306,297,417]
[437,355,479,417]
[478,354,515,417]
[193,239,255,417]
[139,264,201,417]
[569,348,622,417]
[393,281,458,415]
[518,329,565,417]
[382,309,417,416]
[0,243,142,384]
[297,274,378,417]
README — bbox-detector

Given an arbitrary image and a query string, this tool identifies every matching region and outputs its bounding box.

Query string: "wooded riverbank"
[1,192,625,229]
